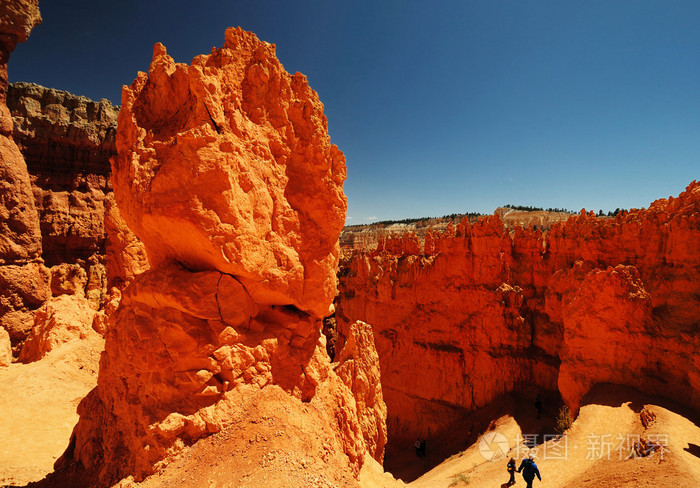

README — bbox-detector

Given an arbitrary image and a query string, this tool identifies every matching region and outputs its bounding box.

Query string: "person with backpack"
[506,457,516,486]
[518,453,542,488]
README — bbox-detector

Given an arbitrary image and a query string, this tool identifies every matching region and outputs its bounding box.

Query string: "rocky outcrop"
[0,327,11,366]
[112,29,346,319]
[340,211,571,252]
[0,2,42,255]
[63,28,382,486]
[0,78,119,353]
[337,181,700,444]
[0,261,50,345]
[0,0,41,135]
[7,82,118,267]
[103,193,149,292]
[18,294,100,362]
[334,320,388,462]
[0,136,42,263]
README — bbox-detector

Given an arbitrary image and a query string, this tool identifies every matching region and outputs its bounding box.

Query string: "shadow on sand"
[383,388,564,483]
[384,382,700,484]
[683,443,700,459]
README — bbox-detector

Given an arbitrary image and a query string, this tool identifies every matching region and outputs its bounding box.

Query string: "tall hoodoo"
[111,27,347,318]
[64,27,384,485]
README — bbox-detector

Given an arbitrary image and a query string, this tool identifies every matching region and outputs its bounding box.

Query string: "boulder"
[19,295,99,363]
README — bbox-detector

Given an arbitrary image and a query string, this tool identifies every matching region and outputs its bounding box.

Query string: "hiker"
[518,453,542,488]
[415,438,422,458]
[506,457,516,486]
[419,438,427,459]
[534,393,543,419]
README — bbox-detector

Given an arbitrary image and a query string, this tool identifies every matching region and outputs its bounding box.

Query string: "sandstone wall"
[337,181,700,443]
[7,82,117,267]
[0,81,121,352]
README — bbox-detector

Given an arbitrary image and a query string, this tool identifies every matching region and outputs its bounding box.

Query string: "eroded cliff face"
[8,82,118,267]
[63,28,383,486]
[337,181,700,444]
[1,81,120,353]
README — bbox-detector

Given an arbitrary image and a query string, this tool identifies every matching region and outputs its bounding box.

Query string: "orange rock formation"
[62,28,383,486]
[334,320,388,462]
[0,1,45,352]
[337,181,700,445]
[112,29,346,319]
[18,294,99,362]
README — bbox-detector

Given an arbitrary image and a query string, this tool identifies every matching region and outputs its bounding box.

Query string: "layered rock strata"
[63,28,383,485]
[1,79,121,353]
[7,82,118,267]
[337,182,700,444]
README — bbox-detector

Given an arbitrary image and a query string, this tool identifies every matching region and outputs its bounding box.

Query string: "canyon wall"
[0,81,119,354]
[62,28,385,486]
[8,82,118,267]
[340,210,572,252]
[337,182,700,444]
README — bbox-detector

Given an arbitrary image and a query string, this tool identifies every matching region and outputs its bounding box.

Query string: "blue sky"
[10,1,699,224]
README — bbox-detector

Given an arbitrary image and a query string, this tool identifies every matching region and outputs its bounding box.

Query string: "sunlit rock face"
[63,27,386,486]
[111,27,346,319]
[337,181,700,442]
[0,1,44,352]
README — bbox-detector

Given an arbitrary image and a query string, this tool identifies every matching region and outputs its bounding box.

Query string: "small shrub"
[555,405,573,434]
[448,472,470,487]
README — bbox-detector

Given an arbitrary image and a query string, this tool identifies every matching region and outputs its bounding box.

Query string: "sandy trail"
[0,340,100,487]
[408,385,700,488]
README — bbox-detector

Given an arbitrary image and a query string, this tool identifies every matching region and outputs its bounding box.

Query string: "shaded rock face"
[337,181,700,443]
[0,81,119,351]
[7,82,118,266]
[65,28,383,486]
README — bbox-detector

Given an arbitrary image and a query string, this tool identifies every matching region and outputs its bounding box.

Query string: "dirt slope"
[408,385,700,488]
[0,338,101,486]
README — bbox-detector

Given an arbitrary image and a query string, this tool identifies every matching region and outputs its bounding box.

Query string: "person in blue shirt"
[518,453,542,488]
